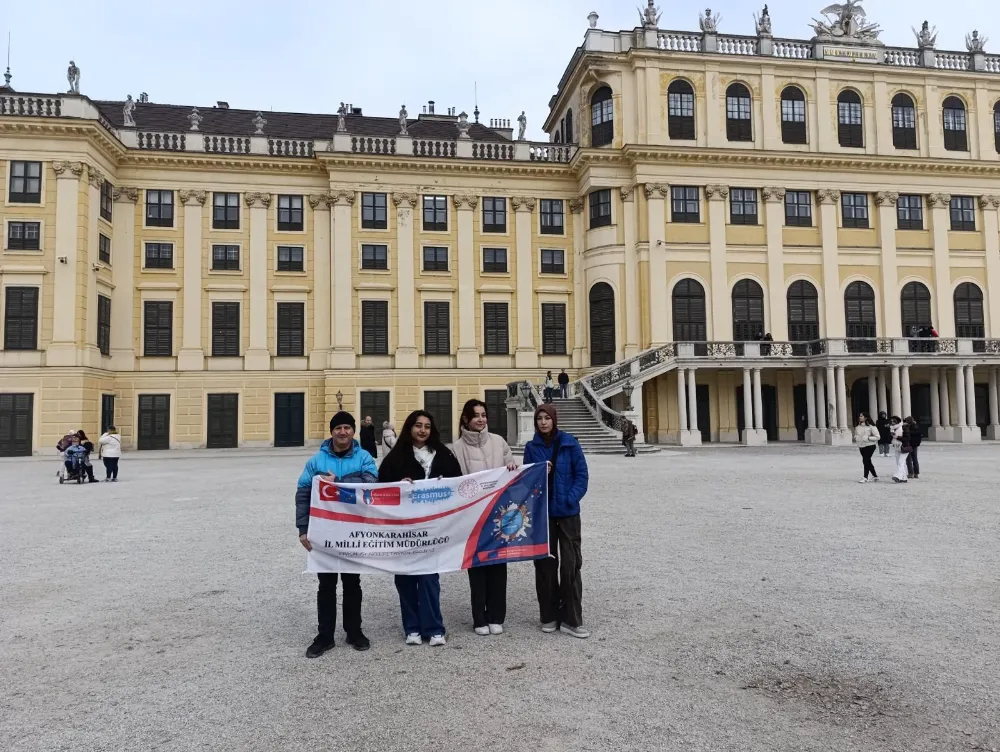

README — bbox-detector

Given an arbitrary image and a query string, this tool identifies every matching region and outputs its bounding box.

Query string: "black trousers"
[534,514,583,628]
[316,573,362,640]
[102,457,119,479]
[860,444,878,479]
[906,447,920,477]
[467,564,507,628]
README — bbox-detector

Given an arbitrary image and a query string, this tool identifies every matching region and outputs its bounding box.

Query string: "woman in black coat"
[876,411,892,457]
[378,410,462,647]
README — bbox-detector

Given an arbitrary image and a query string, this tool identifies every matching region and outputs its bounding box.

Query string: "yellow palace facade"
[2,2,1000,454]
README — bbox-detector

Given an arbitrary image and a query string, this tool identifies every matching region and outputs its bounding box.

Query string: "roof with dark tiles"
[93,100,509,142]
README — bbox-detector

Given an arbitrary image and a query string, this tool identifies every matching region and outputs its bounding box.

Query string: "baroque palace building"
[2,1,1000,454]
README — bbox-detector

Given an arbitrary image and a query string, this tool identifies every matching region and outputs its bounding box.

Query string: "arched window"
[844,281,877,353]
[589,282,616,366]
[590,86,614,148]
[780,86,807,144]
[787,281,820,354]
[891,93,917,150]
[668,79,696,140]
[673,278,707,356]
[994,101,1000,153]
[900,281,933,351]
[955,282,986,351]
[732,279,765,354]
[837,90,864,148]
[565,109,574,143]
[725,83,752,142]
[559,117,565,141]
[554,130,562,143]
[943,96,968,151]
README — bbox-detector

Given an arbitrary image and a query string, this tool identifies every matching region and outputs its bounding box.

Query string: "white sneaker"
[429,634,446,647]
[540,622,558,633]
[488,623,503,635]
[474,626,489,636]
[405,633,421,645]
[858,478,868,483]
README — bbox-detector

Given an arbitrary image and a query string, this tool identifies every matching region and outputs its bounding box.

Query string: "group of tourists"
[854,411,922,484]
[294,398,590,658]
[57,427,123,483]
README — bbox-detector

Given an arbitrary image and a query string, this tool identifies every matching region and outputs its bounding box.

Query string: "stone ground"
[1,443,999,752]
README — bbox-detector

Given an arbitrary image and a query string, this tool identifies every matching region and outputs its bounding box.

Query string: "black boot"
[306,635,335,658]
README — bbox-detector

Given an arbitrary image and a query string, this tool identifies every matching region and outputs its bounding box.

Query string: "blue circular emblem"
[500,508,524,537]
[493,502,531,543]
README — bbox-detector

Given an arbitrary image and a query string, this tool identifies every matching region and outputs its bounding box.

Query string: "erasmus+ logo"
[411,487,452,504]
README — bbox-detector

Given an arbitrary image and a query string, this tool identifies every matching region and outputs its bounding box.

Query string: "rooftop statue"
[754,5,772,37]
[966,29,987,53]
[811,1,882,43]
[638,0,660,29]
[913,20,937,49]
[67,60,80,94]
[399,105,408,136]
[699,8,721,34]
[122,95,136,128]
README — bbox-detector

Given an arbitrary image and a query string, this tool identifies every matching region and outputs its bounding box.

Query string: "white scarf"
[412,445,436,479]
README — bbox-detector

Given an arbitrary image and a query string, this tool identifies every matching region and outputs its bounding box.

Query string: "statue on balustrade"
[517,111,526,141]
[811,1,882,43]
[122,95,136,128]
[336,102,347,133]
[966,30,988,52]
[754,5,772,37]
[188,108,203,131]
[399,105,408,135]
[699,8,721,34]
[67,60,80,94]
[638,0,661,29]
[913,20,937,49]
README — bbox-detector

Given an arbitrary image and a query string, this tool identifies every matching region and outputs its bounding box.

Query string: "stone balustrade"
[884,48,921,67]
[0,95,63,116]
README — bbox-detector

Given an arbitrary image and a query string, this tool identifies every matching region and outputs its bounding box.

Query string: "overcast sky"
[3,1,996,139]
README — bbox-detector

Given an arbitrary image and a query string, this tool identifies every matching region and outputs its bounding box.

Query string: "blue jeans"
[394,574,445,638]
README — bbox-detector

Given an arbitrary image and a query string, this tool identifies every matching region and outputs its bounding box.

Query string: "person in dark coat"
[905,416,922,479]
[557,369,570,399]
[876,411,892,457]
[523,403,590,639]
[359,415,378,458]
[378,410,462,647]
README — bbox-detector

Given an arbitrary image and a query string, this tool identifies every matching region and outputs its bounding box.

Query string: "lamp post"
[622,379,634,412]
[519,381,532,411]
[336,390,344,410]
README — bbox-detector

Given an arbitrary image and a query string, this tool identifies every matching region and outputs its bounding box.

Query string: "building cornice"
[316,152,575,178]
[0,119,126,163]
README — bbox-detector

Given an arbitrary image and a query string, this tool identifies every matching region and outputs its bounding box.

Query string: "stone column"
[570,198,586,367]
[178,190,207,371]
[836,365,848,429]
[706,185,731,340]
[816,370,827,431]
[308,194,331,370]
[867,369,878,420]
[687,368,698,433]
[392,193,418,368]
[988,367,1000,440]
[742,367,754,441]
[877,368,888,416]
[762,187,787,340]
[825,366,837,431]
[244,192,271,370]
[47,160,84,366]
[455,195,479,368]
[110,186,138,371]
[817,190,844,337]
[930,368,941,428]
[646,184,670,345]
[928,194,955,336]
[890,366,902,417]
[328,190,355,369]
[806,368,817,429]
[980,197,1000,338]
[954,364,967,427]
[875,192,901,337]
[940,370,951,428]
[621,186,640,357]
[965,365,977,432]
[900,365,911,418]
[676,368,688,432]
[752,368,764,431]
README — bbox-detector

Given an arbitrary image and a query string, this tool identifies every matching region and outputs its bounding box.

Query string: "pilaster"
[177,190,207,371]
[110,187,138,371]
[817,190,844,337]
[570,198,586,368]
[308,194,332,370]
[705,185,730,340]
[455,194,480,368]
[762,187,787,339]
[875,192,900,337]
[979,196,1000,338]
[618,186,640,357]
[393,193,419,368]
[47,160,85,366]
[328,190,355,369]
[928,193,955,336]
[513,196,538,369]
[82,165,104,367]
[244,192,272,370]
[644,184,669,346]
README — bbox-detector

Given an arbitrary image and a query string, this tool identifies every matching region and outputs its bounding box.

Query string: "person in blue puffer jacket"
[523,403,590,639]
[295,411,377,658]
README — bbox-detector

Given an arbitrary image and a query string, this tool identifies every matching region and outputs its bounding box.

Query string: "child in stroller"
[61,435,96,484]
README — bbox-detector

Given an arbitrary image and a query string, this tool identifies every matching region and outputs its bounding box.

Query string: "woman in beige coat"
[451,399,517,636]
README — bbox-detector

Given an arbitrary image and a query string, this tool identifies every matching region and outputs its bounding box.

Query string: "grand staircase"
[546,396,660,455]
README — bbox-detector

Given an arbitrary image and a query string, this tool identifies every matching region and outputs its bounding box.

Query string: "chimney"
[217,101,229,109]
[428,100,435,115]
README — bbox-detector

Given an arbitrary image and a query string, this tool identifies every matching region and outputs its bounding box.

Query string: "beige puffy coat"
[450,428,516,475]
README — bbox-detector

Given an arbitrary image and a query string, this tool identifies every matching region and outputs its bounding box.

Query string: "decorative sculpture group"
[913,20,937,49]
[811,1,882,43]
[699,8,721,35]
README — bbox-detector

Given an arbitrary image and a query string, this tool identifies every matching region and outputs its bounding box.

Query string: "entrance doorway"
[975,384,989,437]
[137,394,170,450]
[695,384,711,443]
[793,384,807,441]
[0,393,33,456]
[910,384,933,438]
[274,392,305,447]
[850,378,870,423]
[736,384,778,441]
[206,394,239,448]
[360,391,391,447]
[484,390,508,440]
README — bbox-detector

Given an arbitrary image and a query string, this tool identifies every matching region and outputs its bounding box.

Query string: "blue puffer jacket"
[523,430,589,518]
[295,439,378,535]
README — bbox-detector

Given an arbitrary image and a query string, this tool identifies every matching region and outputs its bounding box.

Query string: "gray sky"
[4,1,996,140]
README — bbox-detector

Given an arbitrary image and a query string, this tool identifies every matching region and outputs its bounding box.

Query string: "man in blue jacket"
[523,403,590,639]
[296,411,378,657]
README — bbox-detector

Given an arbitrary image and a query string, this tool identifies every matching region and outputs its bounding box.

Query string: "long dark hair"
[390,410,446,457]
[459,398,487,433]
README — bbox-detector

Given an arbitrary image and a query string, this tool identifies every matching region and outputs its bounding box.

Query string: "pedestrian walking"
[359,415,378,459]
[378,410,462,647]
[295,411,377,658]
[382,421,397,452]
[523,404,590,639]
[853,413,880,483]
[98,426,122,481]
[450,399,518,636]
[543,371,555,403]
[876,411,891,457]
[622,419,637,457]
[76,430,97,483]
[905,417,922,479]
[890,416,911,483]
[558,369,570,399]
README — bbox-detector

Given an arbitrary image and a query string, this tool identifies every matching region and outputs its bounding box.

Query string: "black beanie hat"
[330,411,356,432]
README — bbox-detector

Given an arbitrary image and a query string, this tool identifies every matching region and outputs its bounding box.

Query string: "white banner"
[306,463,549,575]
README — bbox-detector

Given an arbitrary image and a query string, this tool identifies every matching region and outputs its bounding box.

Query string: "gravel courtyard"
[2,443,998,752]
